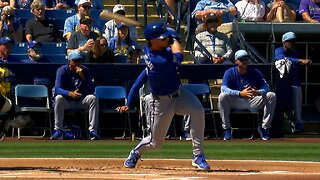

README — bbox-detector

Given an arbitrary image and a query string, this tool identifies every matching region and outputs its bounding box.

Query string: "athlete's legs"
[249,92,276,129]
[175,87,205,155]
[134,95,175,154]
[218,93,251,129]
[292,86,302,124]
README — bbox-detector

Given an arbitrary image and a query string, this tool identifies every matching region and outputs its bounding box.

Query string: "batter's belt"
[153,89,180,100]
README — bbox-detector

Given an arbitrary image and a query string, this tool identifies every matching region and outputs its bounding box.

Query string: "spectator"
[108,23,141,63]
[103,4,137,43]
[21,41,50,63]
[274,32,312,132]
[194,14,232,64]
[218,49,276,140]
[43,0,75,10]
[191,0,237,25]
[25,0,61,42]
[0,36,18,63]
[10,0,33,9]
[50,50,100,140]
[66,16,99,63]
[0,0,9,8]
[90,36,115,63]
[235,0,266,22]
[299,0,320,23]
[63,0,100,41]
[0,6,23,42]
[266,0,296,22]
[74,0,103,9]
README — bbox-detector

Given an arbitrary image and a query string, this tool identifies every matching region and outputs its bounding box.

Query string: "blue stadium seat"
[14,9,34,29]
[46,55,67,64]
[41,42,67,55]
[45,9,75,20]
[12,42,28,55]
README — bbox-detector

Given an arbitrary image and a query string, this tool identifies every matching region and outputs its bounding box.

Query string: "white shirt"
[235,0,266,22]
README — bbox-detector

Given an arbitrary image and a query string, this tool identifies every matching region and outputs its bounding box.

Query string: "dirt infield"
[0,158,319,179]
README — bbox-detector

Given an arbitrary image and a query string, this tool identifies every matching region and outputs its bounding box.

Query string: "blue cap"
[0,37,13,45]
[235,50,249,60]
[68,50,84,62]
[144,22,173,40]
[28,41,42,49]
[282,31,296,42]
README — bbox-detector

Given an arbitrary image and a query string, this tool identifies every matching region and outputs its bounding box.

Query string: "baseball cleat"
[223,129,232,140]
[89,130,100,140]
[258,127,271,140]
[124,150,141,168]
[50,129,63,140]
[192,154,210,170]
[293,122,304,132]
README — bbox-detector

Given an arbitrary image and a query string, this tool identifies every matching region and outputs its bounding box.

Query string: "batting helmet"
[144,22,174,40]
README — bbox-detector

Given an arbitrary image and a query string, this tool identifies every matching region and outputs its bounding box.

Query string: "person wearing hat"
[63,0,100,41]
[74,0,103,9]
[192,0,237,24]
[0,5,23,42]
[274,32,312,132]
[218,49,276,141]
[194,14,232,64]
[25,0,61,43]
[66,15,99,62]
[116,22,210,170]
[102,4,137,43]
[108,23,141,63]
[51,50,99,140]
[0,36,18,63]
[21,41,51,63]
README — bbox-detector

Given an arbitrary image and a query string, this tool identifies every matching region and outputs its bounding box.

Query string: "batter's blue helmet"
[144,22,174,40]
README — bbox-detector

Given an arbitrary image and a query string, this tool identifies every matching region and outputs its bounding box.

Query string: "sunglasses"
[100,44,107,47]
[81,6,91,9]
[238,57,250,61]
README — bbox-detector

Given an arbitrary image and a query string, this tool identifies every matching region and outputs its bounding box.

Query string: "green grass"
[0,141,319,162]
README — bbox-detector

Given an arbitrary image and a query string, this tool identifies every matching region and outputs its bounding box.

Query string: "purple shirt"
[299,0,320,21]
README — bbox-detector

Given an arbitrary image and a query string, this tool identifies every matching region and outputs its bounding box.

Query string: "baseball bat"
[100,10,143,27]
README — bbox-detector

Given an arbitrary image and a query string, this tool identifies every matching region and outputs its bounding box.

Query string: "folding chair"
[182,83,218,138]
[138,84,150,138]
[94,86,135,139]
[13,84,52,139]
[229,109,261,139]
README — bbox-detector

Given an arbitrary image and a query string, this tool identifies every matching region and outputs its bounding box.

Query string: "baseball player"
[117,22,210,170]
[275,31,312,132]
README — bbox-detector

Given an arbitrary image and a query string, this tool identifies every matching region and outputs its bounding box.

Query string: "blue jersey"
[275,47,300,86]
[221,66,270,96]
[53,64,95,101]
[125,46,183,107]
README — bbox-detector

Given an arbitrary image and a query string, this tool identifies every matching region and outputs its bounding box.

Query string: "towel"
[275,59,292,78]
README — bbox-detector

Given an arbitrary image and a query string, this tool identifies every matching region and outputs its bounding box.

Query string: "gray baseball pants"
[134,86,205,156]
[218,92,276,129]
[292,86,302,124]
[54,94,99,131]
